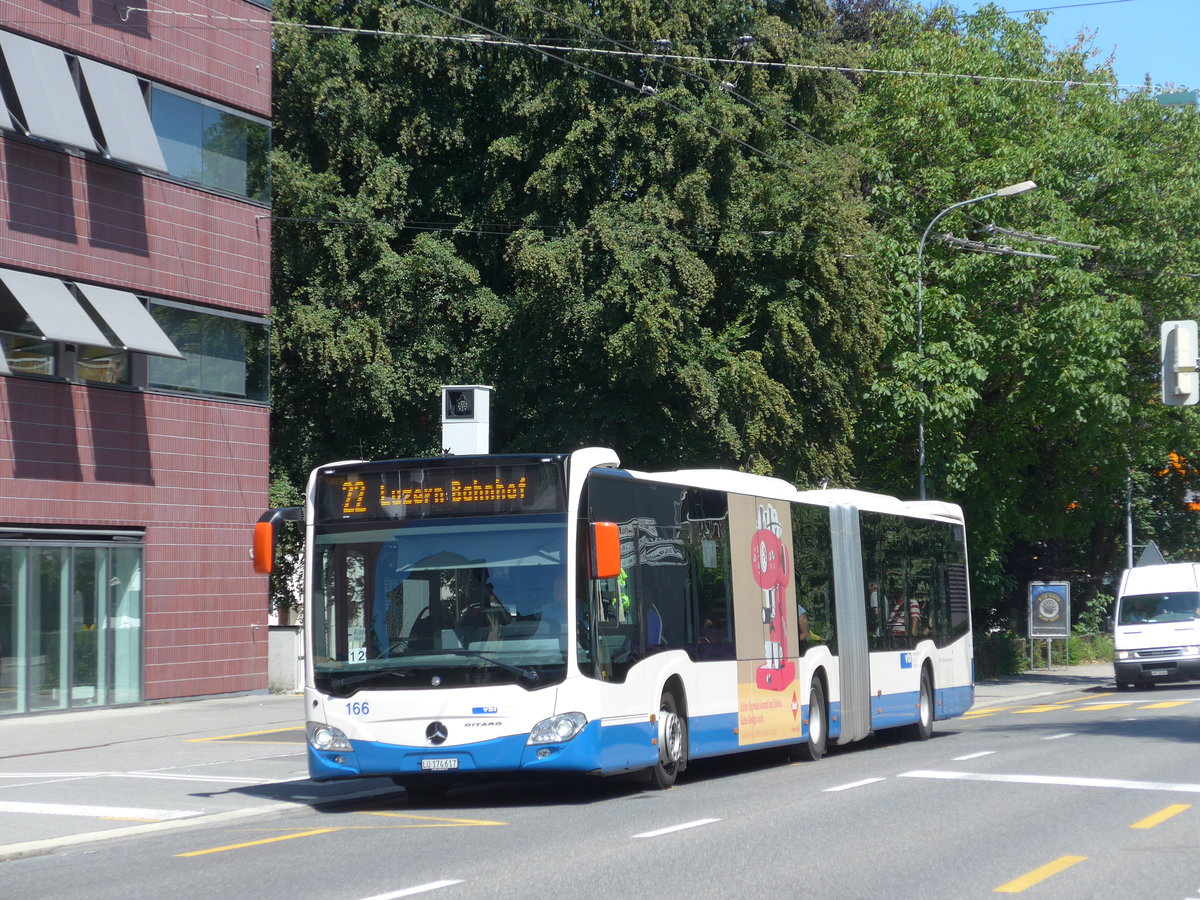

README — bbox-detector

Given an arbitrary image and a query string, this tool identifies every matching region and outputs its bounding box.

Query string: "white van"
[1113,562,1200,689]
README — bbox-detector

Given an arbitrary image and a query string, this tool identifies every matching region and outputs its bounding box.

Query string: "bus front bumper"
[307,720,607,781]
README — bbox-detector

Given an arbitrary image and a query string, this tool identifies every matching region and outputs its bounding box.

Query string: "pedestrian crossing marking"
[1130,804,1190,829]
[1138,701,1192,709]
[965,695,1198,720]
[994,855,1087,893]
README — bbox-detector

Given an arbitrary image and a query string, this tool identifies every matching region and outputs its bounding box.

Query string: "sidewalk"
[973,661,1114,708]
[0,693,396,861]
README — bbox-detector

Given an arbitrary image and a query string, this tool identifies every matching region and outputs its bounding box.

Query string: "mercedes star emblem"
[426,721,448,745]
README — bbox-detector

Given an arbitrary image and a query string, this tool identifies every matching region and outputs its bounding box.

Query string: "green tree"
[844,2,1200,625]
[271,0,885,494]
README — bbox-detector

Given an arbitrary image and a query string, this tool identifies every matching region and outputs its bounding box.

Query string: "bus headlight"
[1185,646,1200,656]
[306,721,352,751]
[527,712,587,745]
[1115,650,1131,661]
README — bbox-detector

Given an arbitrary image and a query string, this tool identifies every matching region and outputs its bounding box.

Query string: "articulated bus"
[254,448,973,795]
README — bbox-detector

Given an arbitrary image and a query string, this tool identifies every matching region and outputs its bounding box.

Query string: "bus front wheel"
[648,691,687,790]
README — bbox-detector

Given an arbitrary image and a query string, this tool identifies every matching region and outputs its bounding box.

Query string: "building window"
[76,344,130,384]
[0,30,271,202]
[0,334,55,376]
[0,537,143,716]
[150,87,270,204]
[148,301,269,403]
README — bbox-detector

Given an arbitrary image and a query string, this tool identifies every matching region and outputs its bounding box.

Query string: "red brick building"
[0,0,272,714]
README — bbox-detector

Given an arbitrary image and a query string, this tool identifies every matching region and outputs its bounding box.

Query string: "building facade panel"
[0,146,270,315]
[0,0,271,716]
[6,0,271,117]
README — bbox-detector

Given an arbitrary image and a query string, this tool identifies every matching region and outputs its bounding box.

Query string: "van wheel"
[796,680,827,762]
[648,691,687,790]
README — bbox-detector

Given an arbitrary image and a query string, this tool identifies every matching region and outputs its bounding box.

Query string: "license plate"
[1148,669,1169,676]
[420,757,458,771]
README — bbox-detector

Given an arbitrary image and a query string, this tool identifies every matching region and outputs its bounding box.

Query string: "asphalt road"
[3,672,1199,899]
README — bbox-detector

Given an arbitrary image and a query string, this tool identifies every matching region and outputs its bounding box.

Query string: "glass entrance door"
[0,540,143,716]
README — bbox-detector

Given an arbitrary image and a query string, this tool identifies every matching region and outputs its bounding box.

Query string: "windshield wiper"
[325,668,416,690]
[438,650,540,684]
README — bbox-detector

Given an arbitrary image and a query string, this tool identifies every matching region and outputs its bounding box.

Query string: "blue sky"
[986,0,1195,90]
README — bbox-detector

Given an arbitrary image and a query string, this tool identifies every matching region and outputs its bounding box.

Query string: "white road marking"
[953,751,995,761]
[1044,733,1076,741]
[901,770,1200,794]
[0,772,117,779]
[122,772,273,784]
[356,881,464,899]
[824,777,885,792]
[633,818,720,838]
[0,800,199,820]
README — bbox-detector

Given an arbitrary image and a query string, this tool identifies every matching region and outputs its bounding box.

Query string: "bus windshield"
[311,516,568,695]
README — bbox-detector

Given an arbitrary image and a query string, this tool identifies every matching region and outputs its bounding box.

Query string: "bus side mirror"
[253,506,303,574]
[591,522,621,580]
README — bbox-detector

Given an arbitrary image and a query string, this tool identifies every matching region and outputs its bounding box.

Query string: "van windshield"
[1117,591,1200,625]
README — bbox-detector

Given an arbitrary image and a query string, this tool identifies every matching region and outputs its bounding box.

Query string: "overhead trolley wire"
[114,6,1149,91]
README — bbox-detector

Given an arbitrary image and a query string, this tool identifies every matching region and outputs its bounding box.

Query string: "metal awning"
[0,88,13,133]
[77,58,168,172]
[0,31,97,152]
[0,267,111,347]
[75,283,182,358]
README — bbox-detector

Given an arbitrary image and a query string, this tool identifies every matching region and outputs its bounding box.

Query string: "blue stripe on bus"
[868,684,975,730]
[307,691,973,781]
[936,683,974,718]
[308,719,659,780]
[870,690,920,729]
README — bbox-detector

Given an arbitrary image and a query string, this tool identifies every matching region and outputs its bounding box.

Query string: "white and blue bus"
[254,448,973,794]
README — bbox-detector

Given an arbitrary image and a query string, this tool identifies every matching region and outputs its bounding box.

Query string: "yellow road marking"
[1076,703,1132,711]
[176,828,338,856]
[1012,697,1090,714]
[176,813,506,856]
[356,812,507,826]
[187,726,304,743]
[1131,804,1190,829]
[1138,701,1192,709]
[994,855,1087,893]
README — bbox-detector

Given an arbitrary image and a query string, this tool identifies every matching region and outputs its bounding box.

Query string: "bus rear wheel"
[648,691,687,790]
[796,679,827,762]
[904,668,934,741]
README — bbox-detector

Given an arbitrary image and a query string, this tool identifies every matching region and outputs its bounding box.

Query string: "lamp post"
[916,180,1037,500]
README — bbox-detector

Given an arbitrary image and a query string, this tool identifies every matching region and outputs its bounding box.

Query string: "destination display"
[315,460,565,523]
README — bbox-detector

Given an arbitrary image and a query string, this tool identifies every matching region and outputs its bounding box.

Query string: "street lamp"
[916,180,1037,500]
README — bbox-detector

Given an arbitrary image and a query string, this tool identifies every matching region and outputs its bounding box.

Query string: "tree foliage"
[270,0,1200,625]
[271,0,883,492]
[845,2,1200,622]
